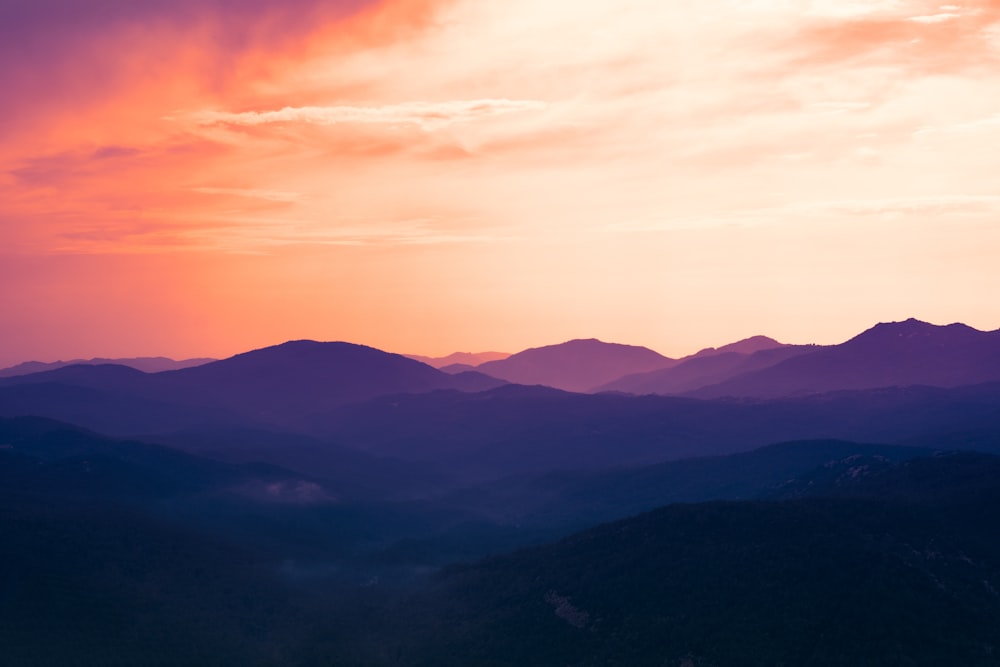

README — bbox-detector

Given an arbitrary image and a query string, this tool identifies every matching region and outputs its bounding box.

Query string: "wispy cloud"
[189,216,514,251]
[791,193,1000,216]
[607,194,1000,233]
[908,12,962,23]
[192,187,304,202]
[189,99,548,131]
[913,112,1000,136]
[808,101,874,114]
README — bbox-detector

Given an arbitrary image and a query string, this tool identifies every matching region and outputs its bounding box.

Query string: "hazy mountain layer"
[0,341,505,433]
[476,338,676,392]
[405,351,510,368]
[0,356,214,377]
[378,452,1000,667]
[598,344,814,394]
[691,318,1000,398]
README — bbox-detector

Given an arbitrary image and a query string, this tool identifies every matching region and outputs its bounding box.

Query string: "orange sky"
[2,0,999,366]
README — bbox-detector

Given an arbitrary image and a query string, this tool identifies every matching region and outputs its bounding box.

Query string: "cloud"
[807,101,874,113]
[791,193,1000,216]
[189,99,548,131]
[0,0,443,141]
[183,216,514,252]
[607,194,1000,232]
[787,1,1000,74]
[913,112,1000,136]
[908,12,963,23]
[193,187,303,202]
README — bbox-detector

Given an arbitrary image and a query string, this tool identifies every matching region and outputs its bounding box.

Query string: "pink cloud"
[0,0,453,142]
[787,3,1000,74]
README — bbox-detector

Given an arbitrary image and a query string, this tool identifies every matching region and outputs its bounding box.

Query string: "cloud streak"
[189,99,548,131]
[608,194,1000,233]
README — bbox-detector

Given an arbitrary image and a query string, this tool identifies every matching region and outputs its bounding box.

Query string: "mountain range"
[473,338,675,392]
[385,451,1000,667]
[689,318,1000,398]
[445,319,1000,397]
[0,356,215,377]
[4,316,1000,665]
[0,340,504,434]
[404,351,510,369]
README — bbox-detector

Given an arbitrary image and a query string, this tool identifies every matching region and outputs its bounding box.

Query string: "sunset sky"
[2,0,999,366]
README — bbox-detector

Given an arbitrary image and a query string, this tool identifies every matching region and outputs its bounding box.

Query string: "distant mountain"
[304,382,1000,482]
[0,356,214,377]
[688,334,788,358]
[438,363,478,374]
[389,452,1000,667]
[598,344,814,395]
[155,340,504,418]
[476,339,676,392]
[148,426,454,502]
[0,340,506,434]
[406,351,510,368]
[691,318,1000,398]
[0,416,330,504]
[447,439,932,528]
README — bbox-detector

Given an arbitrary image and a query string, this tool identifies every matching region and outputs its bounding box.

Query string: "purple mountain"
[0,341,506,432]
[475,339,676,392]
[156,340,503,414]
[690,319,1000,398]
[598,344,813,395]
[405,351,510,368]
[688,335,788,359]
[0,356,214,378]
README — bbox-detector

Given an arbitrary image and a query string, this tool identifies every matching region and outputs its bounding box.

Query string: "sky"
[2,0,999,366]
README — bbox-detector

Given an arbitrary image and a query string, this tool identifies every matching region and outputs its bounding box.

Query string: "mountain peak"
[691,335,786,359]
[476,338,675,392]
[404,351,510,369]
[849,318,981,345]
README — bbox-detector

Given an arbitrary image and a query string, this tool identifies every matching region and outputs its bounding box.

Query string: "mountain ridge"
[690,318,1000,398]
[0,356,215,378]
[476,338,676,392]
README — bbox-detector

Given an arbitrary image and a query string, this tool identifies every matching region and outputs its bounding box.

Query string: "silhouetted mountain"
[437,439,932,530]
[0,416,490,574]
[378,452,1000,667]
[688,334,788,358]
[0,416,330,504]
[438,362,477,374]
[690,318,1000,398]
[0,341,506,434]
[476,339,676,392]
[147,426,454,502]
[361,439,934,567]
[598,344,814,395]
[0,356,213,377]
[405,351,510,368]
[304,382,1000,482]
[0,379,237,435]
[155,340,503,417]
[772,449,1000,504]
